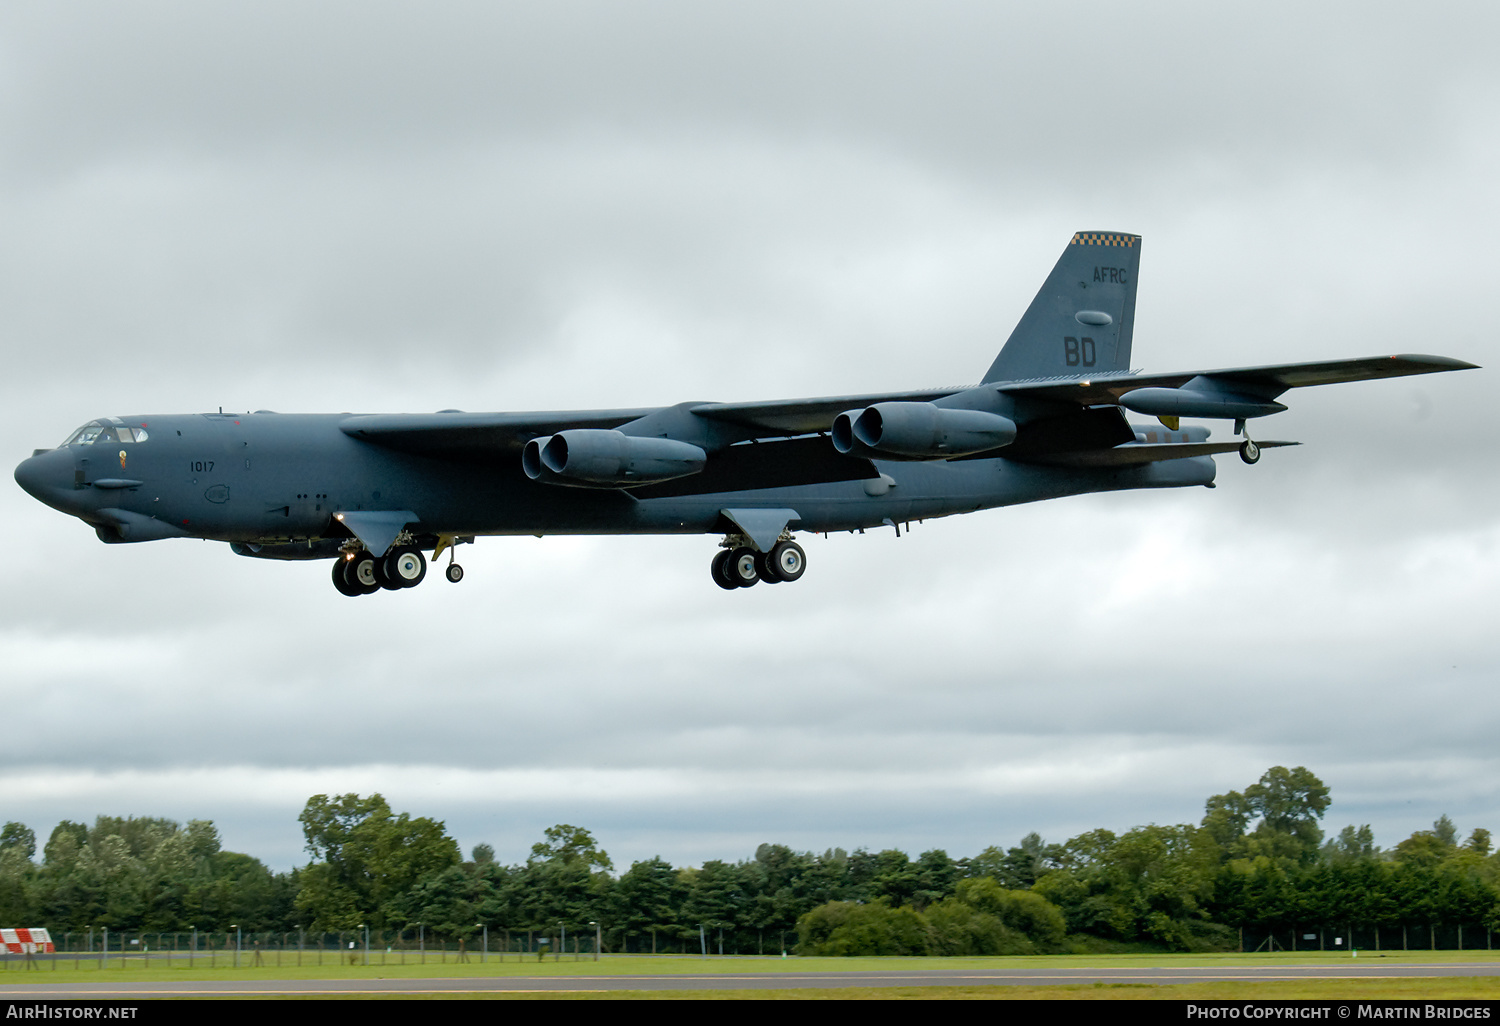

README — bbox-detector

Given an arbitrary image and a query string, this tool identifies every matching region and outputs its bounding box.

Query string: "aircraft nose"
[15,453,47,499]
[14,449,74,510]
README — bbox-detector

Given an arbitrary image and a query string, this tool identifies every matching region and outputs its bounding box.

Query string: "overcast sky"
[2,1,1496,873]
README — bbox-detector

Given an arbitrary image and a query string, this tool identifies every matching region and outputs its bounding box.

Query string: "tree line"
[1,767,1496,954]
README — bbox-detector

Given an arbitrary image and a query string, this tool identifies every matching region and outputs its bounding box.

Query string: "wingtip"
[1390,354,1481,371]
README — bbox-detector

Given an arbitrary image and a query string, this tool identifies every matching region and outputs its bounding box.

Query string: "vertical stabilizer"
[982,231,1140,383]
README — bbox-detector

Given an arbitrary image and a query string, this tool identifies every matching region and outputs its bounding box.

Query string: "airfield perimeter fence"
[1239,923,1495,954]
[0,929,620,970]
[7,925,1496,969]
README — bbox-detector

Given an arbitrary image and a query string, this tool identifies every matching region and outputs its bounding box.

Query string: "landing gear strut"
[1235,418,1261,465]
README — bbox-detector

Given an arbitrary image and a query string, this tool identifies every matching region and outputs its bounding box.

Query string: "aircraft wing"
[689,387,965,434]
[339,408,659,459]
[341,388,968,459]
[996,354,1477,405]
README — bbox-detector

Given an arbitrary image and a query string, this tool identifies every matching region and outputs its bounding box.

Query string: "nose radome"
[14,449,75,511]
[14,454,47,500]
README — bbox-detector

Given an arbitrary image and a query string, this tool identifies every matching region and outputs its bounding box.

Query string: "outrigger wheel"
[445,563,464,584]
[1239,439,1261,465]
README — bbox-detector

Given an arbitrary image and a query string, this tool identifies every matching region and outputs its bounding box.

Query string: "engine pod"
[832,402,1017,460]
[523,429,707,487]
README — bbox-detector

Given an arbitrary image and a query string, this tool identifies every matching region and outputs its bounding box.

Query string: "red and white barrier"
[1,928,54,953]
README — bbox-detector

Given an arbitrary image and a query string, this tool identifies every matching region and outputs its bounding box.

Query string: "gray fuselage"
[15,411,1215,549]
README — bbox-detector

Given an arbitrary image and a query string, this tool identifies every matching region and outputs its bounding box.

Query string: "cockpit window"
[62,422,106,446]
[61,420,148,446]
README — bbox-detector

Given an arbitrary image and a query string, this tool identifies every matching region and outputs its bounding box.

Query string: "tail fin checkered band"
[1070,232,1138,247]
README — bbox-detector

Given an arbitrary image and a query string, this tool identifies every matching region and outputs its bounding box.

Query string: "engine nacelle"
[522,429,707,488]
[831,402,1017,460]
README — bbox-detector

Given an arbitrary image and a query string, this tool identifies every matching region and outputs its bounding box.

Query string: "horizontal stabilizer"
[1033,440,1299,468]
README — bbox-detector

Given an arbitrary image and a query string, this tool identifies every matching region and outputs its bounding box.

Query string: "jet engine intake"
[522,429,707,488]
[831,402,1017,460]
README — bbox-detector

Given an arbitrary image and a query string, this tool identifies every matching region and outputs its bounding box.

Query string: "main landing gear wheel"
[332,556,361,597]
[711,539,809,590]
[1239,439,1261,465]
[769,540,806,582]
[445,563,464,584]
[728,546,760,588]
[384,545,427,588]
[711,550,737,591]
[754,550,782,583]
[342,551,381,595]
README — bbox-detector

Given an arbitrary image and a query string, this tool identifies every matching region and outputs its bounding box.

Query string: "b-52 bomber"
[14,231,1476,596]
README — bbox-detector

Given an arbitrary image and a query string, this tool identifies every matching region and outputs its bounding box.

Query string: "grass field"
[3,950,1500,999]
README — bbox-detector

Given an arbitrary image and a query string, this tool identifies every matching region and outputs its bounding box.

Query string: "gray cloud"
[2,2,1496,873]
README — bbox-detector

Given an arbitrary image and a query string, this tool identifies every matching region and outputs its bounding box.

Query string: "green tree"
[295,793,461,931]
[796,898,929,956]
[613,857,687,952]
[953,876,1066,949]
[1,822,36,862]
[517,824,613,936]
[682,860,749,952]
[1243,766,1330,861]
[529,825,612,872]
[1322,824,1377,863]
[996,833,1061,889]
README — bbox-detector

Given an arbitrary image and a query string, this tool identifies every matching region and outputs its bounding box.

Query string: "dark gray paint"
[12,233,1475,591]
